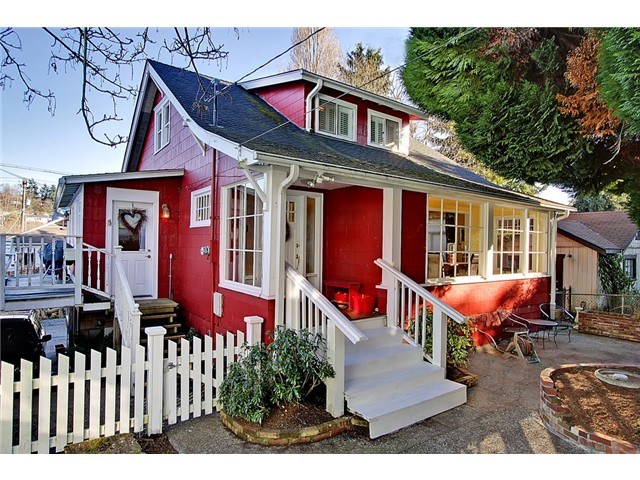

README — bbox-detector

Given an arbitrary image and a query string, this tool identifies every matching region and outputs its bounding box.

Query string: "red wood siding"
[323,186,383,310]
[401,190,427,283]
[81,178,181,300]
[253,82,309,129]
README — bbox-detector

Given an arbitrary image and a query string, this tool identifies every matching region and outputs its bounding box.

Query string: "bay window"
[426,196,483,279]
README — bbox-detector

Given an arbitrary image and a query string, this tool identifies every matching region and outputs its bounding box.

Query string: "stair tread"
[348,379,465,421]
[141,313,178,320]
[345,362,442,396]
[345,342,422,367]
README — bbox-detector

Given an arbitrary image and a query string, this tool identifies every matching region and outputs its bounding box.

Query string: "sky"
[2,2,636,206]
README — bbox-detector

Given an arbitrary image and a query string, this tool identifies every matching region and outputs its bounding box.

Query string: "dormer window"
[154,98,171,153]
[316,95,356,141]
[368,110,401,151]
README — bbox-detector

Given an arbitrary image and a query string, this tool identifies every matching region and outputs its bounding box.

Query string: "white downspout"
[305,79,323,131]
[275,165,300,326]
[550,209,571,309]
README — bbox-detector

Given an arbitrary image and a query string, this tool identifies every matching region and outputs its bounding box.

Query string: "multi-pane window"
[224,181,263,288]
[625,257,637,279]
[190,186,211,228]
[317,96,355,140]
[369,112,400,150]
[529,211,549,273]
[493,207,524,274]
[154,100,171,152]
[426,197,483,279]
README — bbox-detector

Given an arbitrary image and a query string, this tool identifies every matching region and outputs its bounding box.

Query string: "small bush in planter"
[410,310,475,368]
[218,327,335,425]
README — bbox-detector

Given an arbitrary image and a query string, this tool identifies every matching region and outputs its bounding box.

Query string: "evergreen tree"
[338,43,391,96]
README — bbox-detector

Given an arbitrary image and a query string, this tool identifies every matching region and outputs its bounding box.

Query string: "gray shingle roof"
[558,211,638,254]
[141,60,553,206]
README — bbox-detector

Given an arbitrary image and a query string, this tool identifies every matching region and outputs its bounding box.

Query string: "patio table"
[527,319,558,348]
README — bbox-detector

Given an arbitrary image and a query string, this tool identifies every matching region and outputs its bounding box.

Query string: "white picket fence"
[0,322,261,454]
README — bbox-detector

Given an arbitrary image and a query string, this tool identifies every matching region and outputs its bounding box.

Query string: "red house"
[52,60,571,437]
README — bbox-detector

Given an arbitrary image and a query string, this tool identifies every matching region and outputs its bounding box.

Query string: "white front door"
[285,192,322,289]
[106,187,159,299]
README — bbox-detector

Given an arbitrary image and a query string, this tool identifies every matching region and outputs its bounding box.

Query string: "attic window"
[368,110,401,151]
[316,95,356,141]
[154,99,171,153]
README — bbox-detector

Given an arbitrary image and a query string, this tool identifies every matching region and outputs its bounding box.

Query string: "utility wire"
[201,27,327,103]
[238,28,480,149]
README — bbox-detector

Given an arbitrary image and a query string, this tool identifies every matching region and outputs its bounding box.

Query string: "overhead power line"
[1,163,72,176]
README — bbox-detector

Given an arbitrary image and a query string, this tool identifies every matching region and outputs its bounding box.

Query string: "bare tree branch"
[1,27,231,147]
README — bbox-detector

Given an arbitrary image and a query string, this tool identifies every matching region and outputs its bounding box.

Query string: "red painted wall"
[401,190,427,283]
[125,90,276,339]
[253,82,309,129]
[323,186,383,309]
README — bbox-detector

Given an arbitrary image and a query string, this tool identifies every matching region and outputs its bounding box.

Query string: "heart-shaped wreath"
[118,208,148,234]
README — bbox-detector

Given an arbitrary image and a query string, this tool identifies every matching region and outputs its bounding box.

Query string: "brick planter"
[220,410,365,446]
[539,364,640,454]
[578,311,640,343]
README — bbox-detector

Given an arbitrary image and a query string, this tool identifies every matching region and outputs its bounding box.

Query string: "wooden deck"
[3,274,77,310]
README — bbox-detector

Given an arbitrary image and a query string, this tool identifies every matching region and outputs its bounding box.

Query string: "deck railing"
[81,242,114,298]
[284,262,367,416]
[1,234,83,309]
[113,246,142,363]
[375,258,467,368]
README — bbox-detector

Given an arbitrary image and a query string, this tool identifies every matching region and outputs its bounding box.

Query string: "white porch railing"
[1,234,83,309]
[284,262,367,417]
[113,246,142,363]
[81,242,113,298]
[375,258,467,368]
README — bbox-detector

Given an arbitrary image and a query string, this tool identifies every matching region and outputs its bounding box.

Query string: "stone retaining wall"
[539,364,640,454]
[220,410,365,446]
[578,311,640,343]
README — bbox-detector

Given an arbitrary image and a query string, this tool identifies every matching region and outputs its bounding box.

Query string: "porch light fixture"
[306,173,335,188]
[162,204,171,219]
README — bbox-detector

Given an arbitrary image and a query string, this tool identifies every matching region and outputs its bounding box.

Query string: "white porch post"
[145,326,166,435]
[381,187,402,324]
[0,235,6,311]
[244,315,264,346]
[74,235,83,306]
[432,305,448,368]
[325,322,345,417]
[484,203,494,278]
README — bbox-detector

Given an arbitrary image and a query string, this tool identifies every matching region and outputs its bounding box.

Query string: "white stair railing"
[375,258,467,368]
[284,262,367,417]
[113,246,142,363]
[81,242,114,298]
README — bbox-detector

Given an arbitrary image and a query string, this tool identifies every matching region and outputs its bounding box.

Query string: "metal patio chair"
[539,303,575,343]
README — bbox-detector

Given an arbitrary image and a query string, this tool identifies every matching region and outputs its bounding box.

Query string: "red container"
[334,291,348,304]
[353,293,375,315]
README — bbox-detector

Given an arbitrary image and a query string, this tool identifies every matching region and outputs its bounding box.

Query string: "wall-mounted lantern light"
[162,204,171,219]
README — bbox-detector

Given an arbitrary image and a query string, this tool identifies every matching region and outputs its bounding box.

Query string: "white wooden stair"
[345,317,467,439]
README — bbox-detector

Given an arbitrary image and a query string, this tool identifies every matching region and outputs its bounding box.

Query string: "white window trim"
[154,98,171,154]
[219,178,265,297]
[190,186,212,228]
[314,94,357,141]
[367,109,403,152]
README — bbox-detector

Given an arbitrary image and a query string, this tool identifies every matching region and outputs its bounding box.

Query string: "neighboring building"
[557,211,640,296]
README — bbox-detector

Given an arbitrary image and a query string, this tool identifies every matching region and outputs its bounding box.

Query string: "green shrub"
[217,342,271,424]
[218,327,335,424]
[413,311,475,368]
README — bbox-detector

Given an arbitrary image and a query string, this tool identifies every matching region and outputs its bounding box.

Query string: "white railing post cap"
[244,316,264,325]
[145,326,167,337]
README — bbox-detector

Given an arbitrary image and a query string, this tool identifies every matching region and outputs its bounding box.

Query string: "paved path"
[165,330,640,454]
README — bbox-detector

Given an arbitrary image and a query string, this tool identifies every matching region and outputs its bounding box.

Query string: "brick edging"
[539,364,640,454]
[220,410,364,446]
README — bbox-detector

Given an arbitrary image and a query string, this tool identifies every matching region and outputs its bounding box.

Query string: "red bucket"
[334,291,348,304]
[353,293,375,315]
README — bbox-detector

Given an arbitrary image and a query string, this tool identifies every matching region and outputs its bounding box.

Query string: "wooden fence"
[0,321,262,454]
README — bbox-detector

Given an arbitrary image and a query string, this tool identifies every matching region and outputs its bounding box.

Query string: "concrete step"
[345,361,445,405]
[348,379,467,439]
